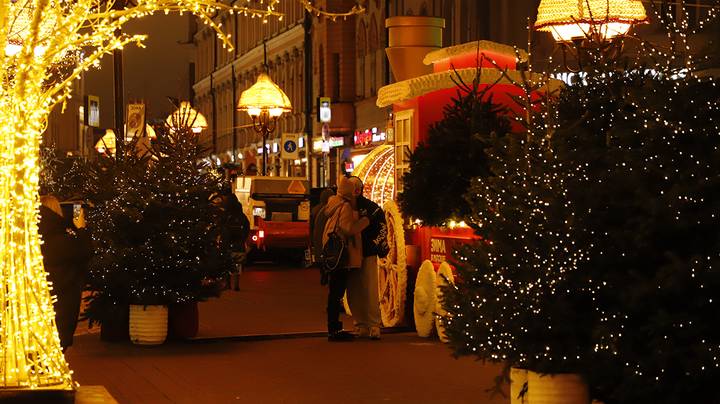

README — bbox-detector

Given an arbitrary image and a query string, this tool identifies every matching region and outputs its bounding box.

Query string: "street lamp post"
[236,73,292,176]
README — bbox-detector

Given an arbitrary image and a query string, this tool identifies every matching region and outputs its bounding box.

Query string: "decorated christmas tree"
[548,65,720,404]
[83,126,233,325]
[439,19,720,404]
[138,125,232,304]
[439,88,592,382]
[81,136,156,324]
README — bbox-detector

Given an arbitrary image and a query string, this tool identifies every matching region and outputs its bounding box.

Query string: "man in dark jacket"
[345,176,388,340]
[39,196,92,352]
[223,193,249,290]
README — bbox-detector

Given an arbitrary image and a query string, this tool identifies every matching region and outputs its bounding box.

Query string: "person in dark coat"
[38,195,92,352]
[223,192,250,290]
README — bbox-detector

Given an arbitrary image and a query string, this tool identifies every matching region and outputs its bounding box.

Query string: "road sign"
[281,133,299,160]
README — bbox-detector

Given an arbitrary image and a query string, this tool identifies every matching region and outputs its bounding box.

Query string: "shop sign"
[318,97,332,122]
[430,237,467,265]
[85,95,100,128]
[355,127,387,146]
[354,130,372,146]
[126,103,145,139]
[430,238,448,264]
[329,136,344,148]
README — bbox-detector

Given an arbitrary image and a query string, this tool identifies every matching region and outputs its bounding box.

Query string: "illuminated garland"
[0,0,362,392]
[298,0,365,20]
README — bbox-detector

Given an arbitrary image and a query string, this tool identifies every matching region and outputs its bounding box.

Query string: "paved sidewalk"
[66,333,509,404]
[66,265,510,403]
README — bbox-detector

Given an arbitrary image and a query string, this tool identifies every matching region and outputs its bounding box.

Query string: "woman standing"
[321,177,369,341]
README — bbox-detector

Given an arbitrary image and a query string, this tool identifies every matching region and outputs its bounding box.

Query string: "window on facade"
[332,53,340,100]
[394,110,413,193]
[357,20,367,98]
[369,17,378,96]
[319,46,325,97]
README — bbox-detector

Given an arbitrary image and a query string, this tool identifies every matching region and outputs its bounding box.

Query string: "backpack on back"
[311,206,331,266]
[317,203,348,284]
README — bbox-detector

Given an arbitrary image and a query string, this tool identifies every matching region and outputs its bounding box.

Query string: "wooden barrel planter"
[168,301,199,340]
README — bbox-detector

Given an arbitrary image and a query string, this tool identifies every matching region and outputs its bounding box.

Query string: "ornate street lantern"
[535,0,647,43]
[95,129,117,155]
[236,72,292,176]
[165,101,208,134]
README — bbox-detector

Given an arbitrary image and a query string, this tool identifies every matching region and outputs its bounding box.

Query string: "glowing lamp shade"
[95,129,117,155]
[534,0,647,42]
[237,73,292,117]
[166,101,208,133]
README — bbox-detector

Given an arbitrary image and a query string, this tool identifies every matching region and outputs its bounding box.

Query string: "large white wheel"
[435,262,455,343]
[413,260,436,337]
[378,200,407,327]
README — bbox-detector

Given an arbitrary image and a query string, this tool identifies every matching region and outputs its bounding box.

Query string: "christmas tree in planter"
[547,67,720,404]
[82,136,154,338]
[82,127,233,339]
[141,125,233,339]
[438,97,594,392]
[399,77,512,226]
[438,23,720,404]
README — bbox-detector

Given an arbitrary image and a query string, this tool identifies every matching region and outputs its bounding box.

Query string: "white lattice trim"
[414,260,437,337]
[377,68,563,108]
[378,200,407,327]
[423,40,529,66]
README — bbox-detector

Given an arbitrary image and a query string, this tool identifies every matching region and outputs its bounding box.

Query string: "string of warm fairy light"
[298,0,365,20]
[0,0,362,391]
[441,1,720,390]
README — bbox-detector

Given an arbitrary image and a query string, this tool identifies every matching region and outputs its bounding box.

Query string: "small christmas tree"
[137,125,232,304]
[82,136,156,324]
[440,101,592,383]
[399,77,512,226]
[83,127,233,325]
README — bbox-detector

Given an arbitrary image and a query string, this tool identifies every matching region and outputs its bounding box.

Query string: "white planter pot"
[510,368,590,404]
[129,304,168,345]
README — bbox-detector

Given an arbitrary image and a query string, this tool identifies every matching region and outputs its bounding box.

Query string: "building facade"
[193,0,717,187]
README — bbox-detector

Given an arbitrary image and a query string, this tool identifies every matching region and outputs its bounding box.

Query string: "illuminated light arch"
[352,144,395,207]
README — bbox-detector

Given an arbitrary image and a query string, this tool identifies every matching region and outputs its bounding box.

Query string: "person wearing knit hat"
[345,176,386,340]
[321,176,369,341]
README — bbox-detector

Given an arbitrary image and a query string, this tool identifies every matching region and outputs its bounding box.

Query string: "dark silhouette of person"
[38,195,92,352]
[223,192,250,290]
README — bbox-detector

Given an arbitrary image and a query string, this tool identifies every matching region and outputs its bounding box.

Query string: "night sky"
[83,14,195,129]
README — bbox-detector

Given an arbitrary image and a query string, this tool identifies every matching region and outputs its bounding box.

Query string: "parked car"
[233,176,310,263]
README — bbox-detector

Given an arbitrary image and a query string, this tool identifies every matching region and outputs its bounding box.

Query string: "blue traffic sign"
[284,140,297,153]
